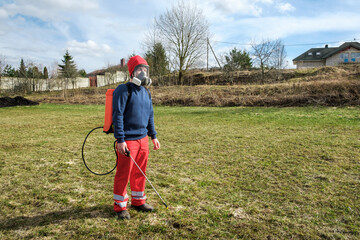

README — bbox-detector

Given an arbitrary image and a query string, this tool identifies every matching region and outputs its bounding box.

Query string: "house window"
[308,52,313,56]
[351,52,360,62]
[340,53,349,62]
[316,52,321,56]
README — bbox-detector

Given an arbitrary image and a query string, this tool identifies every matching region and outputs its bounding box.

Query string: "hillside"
[27,65,360,107]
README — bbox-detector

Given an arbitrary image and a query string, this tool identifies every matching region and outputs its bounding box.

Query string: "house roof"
[86,69,106,77]
[86,64,125,77]
[293,42,360,62]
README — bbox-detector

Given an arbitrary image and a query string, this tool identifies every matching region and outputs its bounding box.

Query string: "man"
[112,55,160,220]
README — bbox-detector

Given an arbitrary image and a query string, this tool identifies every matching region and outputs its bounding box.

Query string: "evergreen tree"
[19,58,27,78]
[77,69,87,77]
[27,67,33,80]
[145,42,169,77]
[35,66,42,78]
[15,59,30,93]
[224,48,252,71]
[43,66,48,79]
[58,50,77,79]
[58,50,77,90]
[3,65,16,77]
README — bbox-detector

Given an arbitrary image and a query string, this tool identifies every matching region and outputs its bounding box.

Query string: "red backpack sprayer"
[81,85,168,210]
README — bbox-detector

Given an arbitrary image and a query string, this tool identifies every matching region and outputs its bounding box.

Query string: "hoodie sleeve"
[147,98,157,139]
[112,84,128,143]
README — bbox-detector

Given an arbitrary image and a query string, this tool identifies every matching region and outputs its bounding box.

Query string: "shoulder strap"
[125,82,132,111]
[145,87,152,100]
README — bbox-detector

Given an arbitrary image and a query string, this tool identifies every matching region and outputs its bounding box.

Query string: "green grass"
[0,104,359,239]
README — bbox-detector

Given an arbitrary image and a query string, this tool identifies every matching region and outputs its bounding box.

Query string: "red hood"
[127,55,148,76]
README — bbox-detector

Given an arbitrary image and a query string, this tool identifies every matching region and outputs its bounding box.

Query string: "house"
[293,42,360,69]
[86,58,127,87]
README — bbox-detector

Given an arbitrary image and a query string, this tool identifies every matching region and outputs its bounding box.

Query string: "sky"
[1,0,360,74]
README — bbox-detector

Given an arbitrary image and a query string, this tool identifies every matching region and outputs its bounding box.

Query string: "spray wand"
[125,149,168,210]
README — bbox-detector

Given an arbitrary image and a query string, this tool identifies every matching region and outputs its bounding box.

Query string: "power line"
[212,40,251,46]
[211,39,358,47]
[285,41,343,47]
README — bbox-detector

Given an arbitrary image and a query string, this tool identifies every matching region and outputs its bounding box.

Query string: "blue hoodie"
[112,82,157,143]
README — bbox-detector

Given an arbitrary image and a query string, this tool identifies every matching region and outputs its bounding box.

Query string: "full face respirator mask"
[132,64,152,87]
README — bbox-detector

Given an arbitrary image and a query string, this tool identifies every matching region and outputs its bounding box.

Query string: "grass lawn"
[0,104,359,239]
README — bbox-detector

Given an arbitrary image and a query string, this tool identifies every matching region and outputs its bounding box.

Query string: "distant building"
[86,58,128,87]
[87,69,105,87]
[293,42,360,69]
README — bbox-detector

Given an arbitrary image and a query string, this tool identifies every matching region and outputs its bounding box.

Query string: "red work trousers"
[113,136,149,212]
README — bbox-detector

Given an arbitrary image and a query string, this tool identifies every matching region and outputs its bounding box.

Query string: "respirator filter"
[132,64,152,87]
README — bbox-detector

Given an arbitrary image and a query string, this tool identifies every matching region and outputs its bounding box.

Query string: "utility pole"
[208,38,222,69]
[207,38,209,71]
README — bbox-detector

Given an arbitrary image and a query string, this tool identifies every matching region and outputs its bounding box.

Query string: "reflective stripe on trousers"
[114,194,128,201]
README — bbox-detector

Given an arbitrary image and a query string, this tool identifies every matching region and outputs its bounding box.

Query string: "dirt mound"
[0,96,39,108]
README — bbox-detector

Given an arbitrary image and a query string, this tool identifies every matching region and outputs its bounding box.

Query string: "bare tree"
[142,18,171,83]
[26,61,44,92]
[251,39,278,83]
[155,1,210,84]
[270,39,287,80]
[142,18,161,53]
[48,61,60,90]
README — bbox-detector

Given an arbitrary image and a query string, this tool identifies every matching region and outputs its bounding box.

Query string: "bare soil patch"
[0,96,39,108]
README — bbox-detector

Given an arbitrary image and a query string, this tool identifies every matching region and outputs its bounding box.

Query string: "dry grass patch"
[23,65,360,107]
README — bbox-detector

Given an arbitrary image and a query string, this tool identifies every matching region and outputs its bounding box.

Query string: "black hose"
[81,126,118,175]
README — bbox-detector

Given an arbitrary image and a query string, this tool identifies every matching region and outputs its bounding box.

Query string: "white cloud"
[1,0,99,21]
[67,40,112,57]
[277,2,295,13]
[0,8,8,19]
[208,0,271,16]
[232,12,360,40]
[258,0,274,3]
[41,0,98,11]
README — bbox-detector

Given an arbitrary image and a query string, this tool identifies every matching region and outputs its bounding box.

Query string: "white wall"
[0,77,89,91]
[1,71,127,91]
[97,71,127,87]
